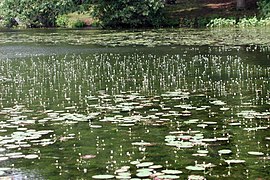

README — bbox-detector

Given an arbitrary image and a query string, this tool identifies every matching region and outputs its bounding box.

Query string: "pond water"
[0,29,270,179]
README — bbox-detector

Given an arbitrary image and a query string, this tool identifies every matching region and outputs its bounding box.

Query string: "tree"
[0,0,75,27]
[92,0,165,28]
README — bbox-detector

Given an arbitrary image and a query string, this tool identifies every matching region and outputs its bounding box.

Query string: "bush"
[0,0,75,28]
[206,16,270,28]
[68,19,86,28]
[92,0,165,28]
[56,15,69,27]
[259,0,270,17]
[56,13,90,28]
[207,18,236,28]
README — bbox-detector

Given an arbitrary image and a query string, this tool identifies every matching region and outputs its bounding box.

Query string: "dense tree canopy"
[0,0,270,28]
[0,0,75,27]
[92,0,165,28]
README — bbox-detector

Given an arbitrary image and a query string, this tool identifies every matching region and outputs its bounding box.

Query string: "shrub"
[207,18,236,28]
[206,16,270,28]
[238,17,259,27]
[56,13,90,28]
[68,19,86,28]
[0,0,74,28]
[56,15,69,27]
[92,0,165,28]
[258,0,270,17]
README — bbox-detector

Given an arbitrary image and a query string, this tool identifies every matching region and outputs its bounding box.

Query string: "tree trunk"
[236,0,246,10]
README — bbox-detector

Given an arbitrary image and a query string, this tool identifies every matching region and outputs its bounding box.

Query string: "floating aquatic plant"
[92,175,115,179]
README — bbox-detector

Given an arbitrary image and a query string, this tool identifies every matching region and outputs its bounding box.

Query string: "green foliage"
[178,17,213,28]
[258,0,270,17]
[238,17,259,27]
[68,19,86,28]
[207,18,236,28]
[56,15,69,27]
[92,0,165,28]
[56,13,90,28]
[207,16,270,28]
[0,0,75,28]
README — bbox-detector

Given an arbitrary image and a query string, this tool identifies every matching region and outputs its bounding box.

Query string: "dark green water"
[0,29,269,179]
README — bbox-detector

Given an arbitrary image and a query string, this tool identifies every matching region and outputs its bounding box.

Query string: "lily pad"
[224,159,246,164]
[149,165,163,169]
[136,171,152,178]
[0,169,6,175]
[248,151,264,156]
[186,166,205,171]
[0,157,9,162]
[92,175,115,179]
[188,175,206,180]
[218,149,232,155]
[157,174,180,179]
[136,162,154,168]
[161,169,183,174]
[197,150,208,154]
[25,154,39,159]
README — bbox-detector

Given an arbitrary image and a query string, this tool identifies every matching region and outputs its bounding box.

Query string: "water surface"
[0,29,269,179]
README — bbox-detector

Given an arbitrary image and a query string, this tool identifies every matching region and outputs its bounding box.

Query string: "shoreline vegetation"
[0,0,270,29]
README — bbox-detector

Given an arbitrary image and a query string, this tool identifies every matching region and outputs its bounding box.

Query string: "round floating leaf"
[220,107,230,111]
[202,138,216,142]
[119,123,135,127]
[0,170,5,176]
[224,159,246,164]
[197,124,208,128]
[136,171,152,178]
[130,160,140,165]
[136,168,153,172]
[136,162,154,168]
[186,166,205,171]
[115,167,130,173]
[0,168,11,171]
[197,150,208,154]
[149,165,163,169]
[218,149,232,155]
[89,125,102,128]
[115,175,131,179]
[92,175,115,179]
[132,142,153,146]
[203,121,217,125]
[25,154,39,159]
[248,151,264,156]
[217,137,229,141]
[161,169,183,174]
[117,172,131,177]
[81,154,96,159]
[188,175,206,180]
[157,174,180,179]
[228,122,241,126]
[177,142,193,148]
[192,153,208,157]
[0,157,9,162]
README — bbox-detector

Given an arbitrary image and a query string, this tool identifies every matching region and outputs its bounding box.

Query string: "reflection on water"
[0,45,269,179]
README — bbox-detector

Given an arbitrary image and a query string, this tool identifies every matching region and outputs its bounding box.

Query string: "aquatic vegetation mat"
[1,28,270,47]
[0,43,269,179]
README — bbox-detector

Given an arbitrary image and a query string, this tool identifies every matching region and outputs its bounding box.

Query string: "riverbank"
[0,0,261,29]
[66,0,259,28]
[164,0,259,27]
